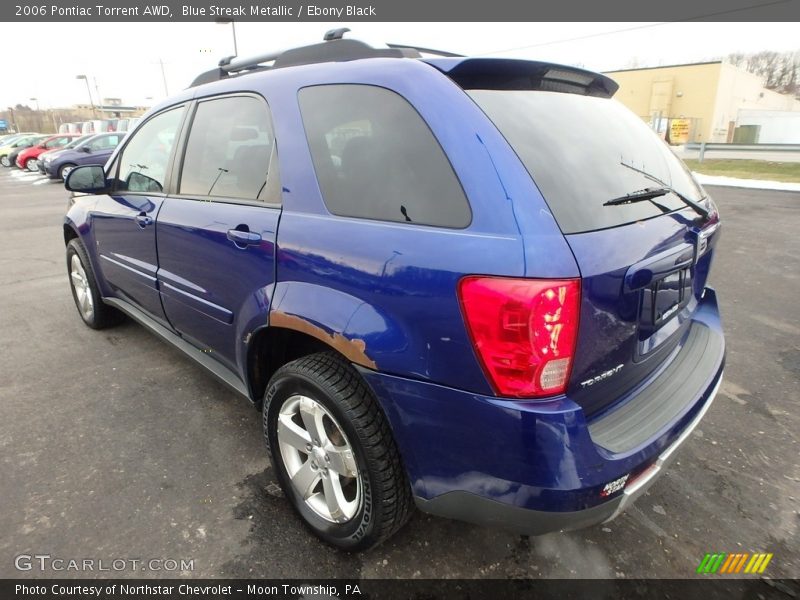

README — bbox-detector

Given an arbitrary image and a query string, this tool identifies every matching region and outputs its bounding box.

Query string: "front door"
[91,107,186,322]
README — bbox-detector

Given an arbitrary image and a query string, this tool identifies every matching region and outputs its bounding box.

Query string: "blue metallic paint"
[63,55,725,527]
[359,289,723,513]
[155,198,280,374]
[565,211,720,416]
[91,193,166,321]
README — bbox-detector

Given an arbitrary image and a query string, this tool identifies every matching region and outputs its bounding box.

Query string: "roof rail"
[189,29,441,88]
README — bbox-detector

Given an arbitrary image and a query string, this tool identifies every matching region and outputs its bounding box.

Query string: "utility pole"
[7,107,19,133]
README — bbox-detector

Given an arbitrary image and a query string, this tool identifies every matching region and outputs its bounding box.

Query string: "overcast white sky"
[1,22,798,109]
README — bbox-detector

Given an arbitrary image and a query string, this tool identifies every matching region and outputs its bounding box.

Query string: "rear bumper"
[358,287,724,535]
[415,373,721,535]
[415,489,622,536]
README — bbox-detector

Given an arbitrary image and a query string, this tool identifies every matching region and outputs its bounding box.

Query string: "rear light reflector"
[458,276,581,398]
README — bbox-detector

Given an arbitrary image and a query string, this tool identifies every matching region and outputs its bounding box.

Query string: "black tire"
[0,156,10,167]
[66,238,124,329]
[58,163,76,180]
[263,352,413,551]
[24,158,37,172]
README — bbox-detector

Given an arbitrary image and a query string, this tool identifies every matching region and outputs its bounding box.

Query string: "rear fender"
[268,281,405,370]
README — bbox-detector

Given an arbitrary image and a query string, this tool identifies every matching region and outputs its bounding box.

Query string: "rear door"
[469,90,720,415]
[91,106,186,322]
[155,94,281,373]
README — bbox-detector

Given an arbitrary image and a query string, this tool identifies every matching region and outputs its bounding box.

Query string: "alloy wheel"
[69,254,94,321]
[277,394,361,523]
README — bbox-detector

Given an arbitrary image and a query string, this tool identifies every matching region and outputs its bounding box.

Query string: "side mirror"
[80,146,91,153]
[64,165,108,194]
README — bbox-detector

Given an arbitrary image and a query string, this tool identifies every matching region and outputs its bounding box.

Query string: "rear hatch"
[468,86,719,416]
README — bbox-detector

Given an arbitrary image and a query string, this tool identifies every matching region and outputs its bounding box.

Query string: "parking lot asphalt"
[0,168,797,581]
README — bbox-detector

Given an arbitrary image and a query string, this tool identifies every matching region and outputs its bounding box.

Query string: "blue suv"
[63,32,724,551]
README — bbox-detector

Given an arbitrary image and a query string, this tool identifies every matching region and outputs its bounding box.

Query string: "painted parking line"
[3,169,57,185]
[9,170,42,180]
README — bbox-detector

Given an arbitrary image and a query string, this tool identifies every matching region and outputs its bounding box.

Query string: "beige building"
[605,61,800,143]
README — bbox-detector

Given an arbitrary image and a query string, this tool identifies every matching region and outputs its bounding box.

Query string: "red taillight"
[458,276,581,398]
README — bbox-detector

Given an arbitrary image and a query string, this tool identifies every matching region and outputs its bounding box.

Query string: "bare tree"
[727,49,800,97]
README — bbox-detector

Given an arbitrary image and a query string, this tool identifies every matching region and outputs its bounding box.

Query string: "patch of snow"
[693,172,800,192]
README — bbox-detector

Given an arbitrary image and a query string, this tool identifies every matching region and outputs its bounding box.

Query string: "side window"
[179,96,279,203]
[92,135,120,150]
[116,108,183,194]
[87,136,108,151]
[298,85,471,228]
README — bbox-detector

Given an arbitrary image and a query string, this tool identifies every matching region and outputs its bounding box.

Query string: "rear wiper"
[604,186,672,208]
[616,161,710,221]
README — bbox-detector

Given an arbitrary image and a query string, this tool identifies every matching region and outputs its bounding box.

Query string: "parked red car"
[15,134,81,171]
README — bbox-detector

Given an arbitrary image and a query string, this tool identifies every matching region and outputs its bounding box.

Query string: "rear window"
[299,84,471,228]
[468,90,705,234]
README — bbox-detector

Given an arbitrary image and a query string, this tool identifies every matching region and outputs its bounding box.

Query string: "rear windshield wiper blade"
[618,161,710,221]
[604,187,671,206]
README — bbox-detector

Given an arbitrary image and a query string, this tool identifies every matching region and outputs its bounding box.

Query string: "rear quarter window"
[298,84,471,228]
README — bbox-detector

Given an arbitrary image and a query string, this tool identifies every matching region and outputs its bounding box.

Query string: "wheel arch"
[63,222,79,245]
[244,281,404,406]
[246,325,338,408]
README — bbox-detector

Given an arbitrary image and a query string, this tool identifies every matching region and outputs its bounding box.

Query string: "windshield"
[468,90,705,234]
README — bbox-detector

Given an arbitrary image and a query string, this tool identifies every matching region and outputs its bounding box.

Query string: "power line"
[482,0,793,56]
[483,22,670,56]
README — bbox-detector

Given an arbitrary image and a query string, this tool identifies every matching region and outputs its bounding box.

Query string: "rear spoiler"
[423,58,619,98]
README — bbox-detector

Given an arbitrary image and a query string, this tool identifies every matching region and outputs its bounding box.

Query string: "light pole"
[215,18,238,57]
[93,77,105,118]
[76,75,97,118]
[158,59,169,96]
[29,97,43,132]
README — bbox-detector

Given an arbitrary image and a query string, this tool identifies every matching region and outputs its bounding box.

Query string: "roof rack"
[189,29,462,88]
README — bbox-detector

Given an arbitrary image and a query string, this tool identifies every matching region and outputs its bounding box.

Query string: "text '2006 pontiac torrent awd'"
[62,31,724,551]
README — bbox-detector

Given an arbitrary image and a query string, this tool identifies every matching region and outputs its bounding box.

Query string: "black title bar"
[3,0,800,21]
[3,578,799,600]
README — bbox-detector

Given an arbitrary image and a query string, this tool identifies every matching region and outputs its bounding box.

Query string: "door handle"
[135,213,153,228]
[227,228,262,247]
